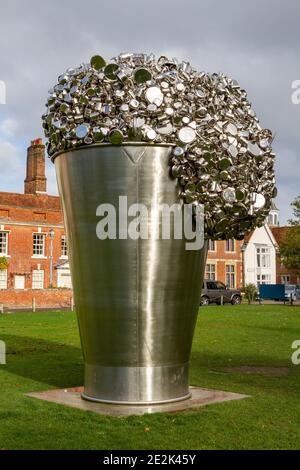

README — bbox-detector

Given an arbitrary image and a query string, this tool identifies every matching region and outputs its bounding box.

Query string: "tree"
[280,197,300,274]
[0,257,8,270]
[288,196,300,225]
[244,283,258,304]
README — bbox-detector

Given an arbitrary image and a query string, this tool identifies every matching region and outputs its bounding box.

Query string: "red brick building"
[205,239,243,289]
[271,226,300,285]
[0,139,72,309]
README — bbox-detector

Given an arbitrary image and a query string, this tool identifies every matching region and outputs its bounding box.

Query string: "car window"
[216,281,226,289]
[207,282,216,289]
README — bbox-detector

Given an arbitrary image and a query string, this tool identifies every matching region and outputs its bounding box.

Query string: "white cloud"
[0,117,18,138]
[45,159,58,195]
[0,140,23,190]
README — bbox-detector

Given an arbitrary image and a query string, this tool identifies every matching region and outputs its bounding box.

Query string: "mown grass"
[0,304,299,450]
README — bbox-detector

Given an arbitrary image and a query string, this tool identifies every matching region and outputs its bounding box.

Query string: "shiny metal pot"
[54,144,207,404]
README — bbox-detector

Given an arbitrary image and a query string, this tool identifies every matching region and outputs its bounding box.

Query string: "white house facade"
[243,225,278,286]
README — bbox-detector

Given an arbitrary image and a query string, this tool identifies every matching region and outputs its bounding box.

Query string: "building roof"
[243,231,253,244]
[242,224,278,250]
[55,260,70,269]
[270,226,292,246]
[0,191,61,211]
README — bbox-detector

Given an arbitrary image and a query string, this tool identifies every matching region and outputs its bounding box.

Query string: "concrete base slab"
[26,386,249,416]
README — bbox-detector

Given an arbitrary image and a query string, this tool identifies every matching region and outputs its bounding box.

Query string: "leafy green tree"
[280,197,300,274]
[288,196,300,225]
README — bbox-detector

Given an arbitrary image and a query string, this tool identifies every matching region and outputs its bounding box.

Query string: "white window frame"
[257,274,271,286]
[32,270,44,289]
[60,235,68,259]
[256,246,271,268]
[281,275,290,285]
[225,239,235,253]
[0,269,7,289]
[0,231,8,256]
[226,264,235,288]
[32,233,46,258]
[207,239,216,252]
[205,263,216,280]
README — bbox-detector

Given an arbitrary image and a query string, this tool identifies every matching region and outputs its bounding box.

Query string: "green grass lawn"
[0,304,300,450]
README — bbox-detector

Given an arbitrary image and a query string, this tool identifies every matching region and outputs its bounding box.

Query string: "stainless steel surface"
[82,364,191,404]
[43,52,277,241]
[54,144,207,404]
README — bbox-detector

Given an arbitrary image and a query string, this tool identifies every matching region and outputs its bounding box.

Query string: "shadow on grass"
[1,333,83,389]
[2,333,299,396]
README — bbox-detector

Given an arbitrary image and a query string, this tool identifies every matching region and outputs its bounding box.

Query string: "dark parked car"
[201,279,242,306]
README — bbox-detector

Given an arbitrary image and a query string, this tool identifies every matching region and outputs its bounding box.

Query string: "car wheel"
[231,295,241,305]
[201,296,210,306]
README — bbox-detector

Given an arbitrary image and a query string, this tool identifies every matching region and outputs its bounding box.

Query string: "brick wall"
[206,239,243,288]
[1,223,66,289]
[271,226,300,284]
[275,264,299,285]
[0,288,73,310]
[0,192,61,215]
[0,188,66,290]
[0,140,72,304]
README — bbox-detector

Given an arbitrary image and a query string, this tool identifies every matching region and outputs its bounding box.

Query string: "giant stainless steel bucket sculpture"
[54,144,207,404]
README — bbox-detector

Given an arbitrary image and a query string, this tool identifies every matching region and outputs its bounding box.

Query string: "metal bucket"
[54,144,207,404]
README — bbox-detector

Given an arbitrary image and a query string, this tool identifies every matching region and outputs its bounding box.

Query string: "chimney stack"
[24,139,47,195]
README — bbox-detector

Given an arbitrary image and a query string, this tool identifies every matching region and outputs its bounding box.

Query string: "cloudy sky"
[0,0,299,223]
